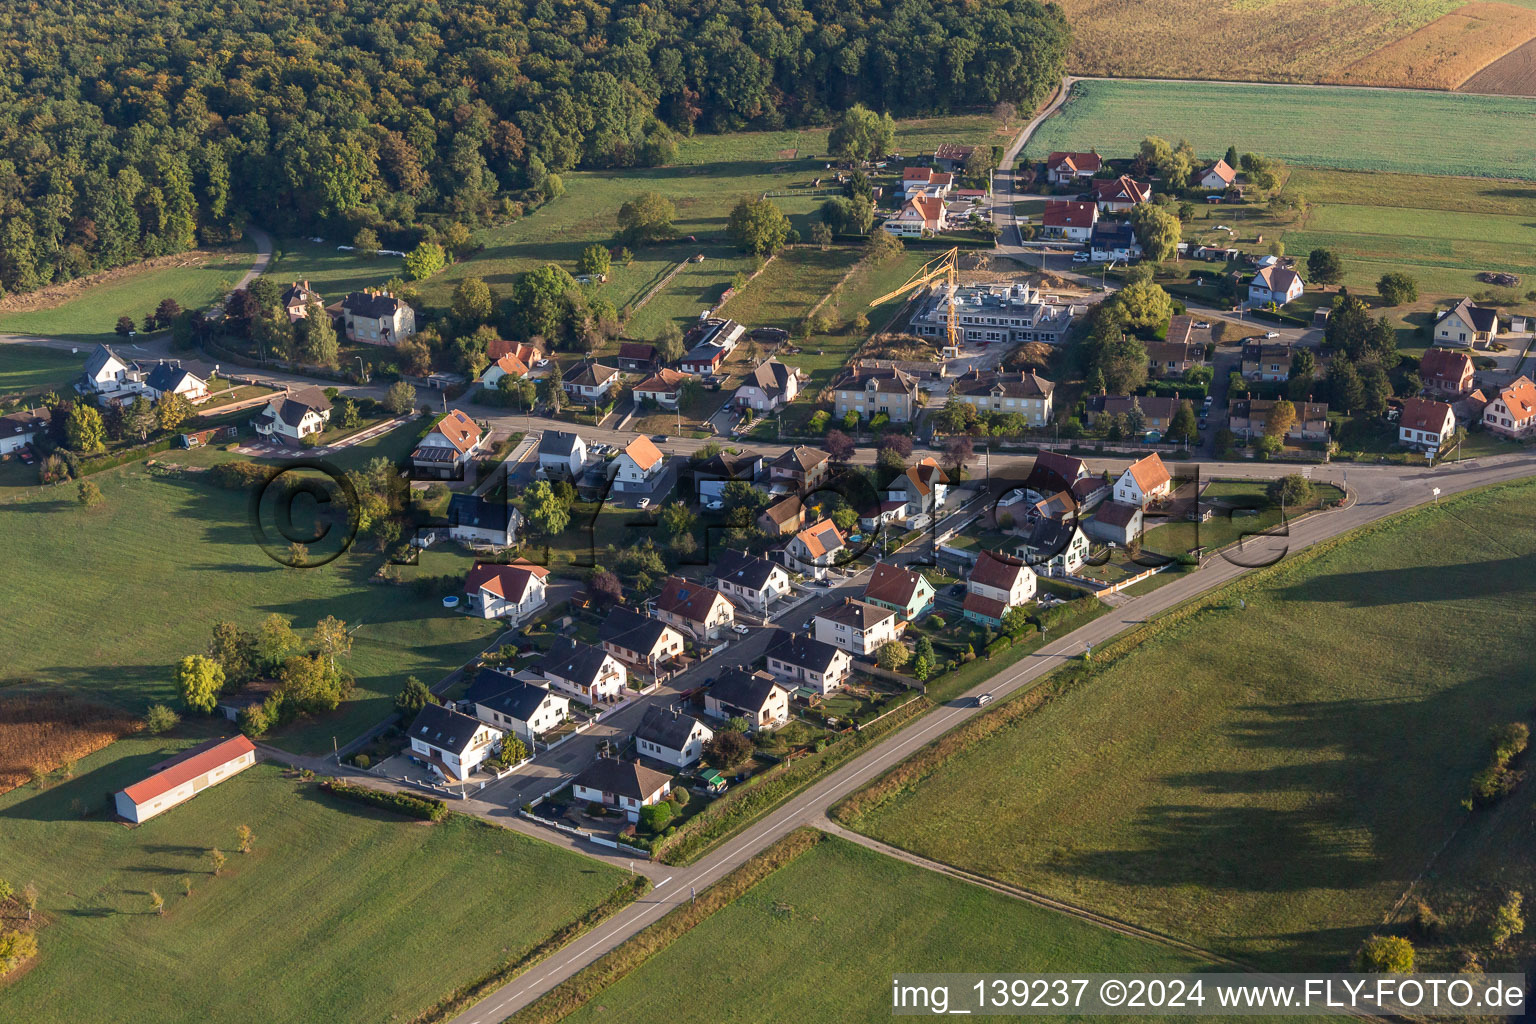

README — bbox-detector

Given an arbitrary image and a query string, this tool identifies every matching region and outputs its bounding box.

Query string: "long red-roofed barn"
[114,735,257,823]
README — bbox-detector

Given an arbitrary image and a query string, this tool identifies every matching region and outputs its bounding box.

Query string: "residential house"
[758,494,806,536]
[215,679,279,724]
[411,409,485,478]
[281,280,323,321]
[862,562,935,621]
[694,451,764,502]
[1039,200,1098,242]
[536,639,628,703]
[831,363,922,423]
[679,342,731,376]
[599,606,685,677]
[143,361,208,403]
[948,369,1055,426]
[1114,453,1173,506]
[78,343,136,396]
[933,143,977,172]
[704,669,791,731]
[1483,376,1536,437]
[1419,348,1475,396]
[0,407,49,455]
[1092,176,1151,213]
[654,575,736,640]
[962,549,1037,627]
[713,549,792,614]
[570,758,673,822]
[612,435,667,493]
[787,518,847,579]
[562,359,620,405]
[1029,490,1078,522]
[1435,298,1500,348]
[462,560,549,620]
[1241,342,1292,382]
[899,166,954,198]
[886,457,949,519]
[769,445,831,490]
[1146,340,1207,379]
[479,343,539,389]
[469,673,569,745]
[1085,500,1143,546]
[1023,451,1091,503]
[1015,518,1091,577]
[538,430,586,480]
[1044,151,1102,185]
[679,318,743,375]
[448,493,522,547]
[617,342,661,374]
[407,703,501,783]
[1398,397,1456,451]
[252,386,331,444]
[1089,221,1142,262]
[814,598,901,657]
[1229,399,1330,442]
[633,706,713,768]
[341,289,416,345]
[1248,265,1304,306]
[1198,159,1237,190]
[633,368,691,409]
[734,359,799,412]
[762,629,852,695]
[882,195,947,237]
[114,736,258,823]
[1085,394,1181,434]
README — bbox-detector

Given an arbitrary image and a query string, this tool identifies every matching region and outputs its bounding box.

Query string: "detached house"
[1114,453,1173,507]
[704,669,791,731]
[143,362,208,403]
[617,342,661,374]
[281,280,323,321]
[1436,298,1500,348]
[613,435,667,493]
[468,673,569,745]
[1230,400,1330,443]
[770,446,831,490]
[734,359,799,412]
[1023,451,1091,503]
[1085,500,1144,547]
[886,457,949,519]
[831,363,922,424]
[883,195,947,237]
[948,369,1055,426]
[536,639,627,703]
[1044,151,1102,185]
[1015,518,1090,578]
[253,386,331,444]
[1039,200,1098,242]
[1198,159,1237,190]
[571,758,673,821]
[562,359,620,404]
[814,598,901,657]
[654,575,736,640]
[1092,176,1151,213]
[758,494,806,536]
[862,562,935,621]
[1248,265,1304,306]
[448,492,521,547]
[788,518,847,579]
[633,368,691,409]
[463,560,549,620]
[599,606,685,677]
[341,289,416,345]
[962,550,1037,627]
[0,407,49,456]
[408,703,501,783]
[1398,397,1456,451]
[1483,376,1536,438]
[1089,221,1142,263]
[633,706,713,768]
[78,344,135,396]
[412,409,485,478]
[479,343,539,389]
[713,549,791,614]
[538,430,586,480]
[763,629,852,695]
[1419,348,1475,396]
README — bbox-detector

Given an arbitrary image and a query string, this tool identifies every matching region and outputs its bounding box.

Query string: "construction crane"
[867,245,959,353]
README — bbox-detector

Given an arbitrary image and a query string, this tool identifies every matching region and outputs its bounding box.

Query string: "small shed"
[115,735,258,823]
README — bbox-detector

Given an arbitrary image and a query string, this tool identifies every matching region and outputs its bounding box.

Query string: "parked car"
[1202,395,1214,408]
[731,624,750,636]
[1193,321,1210,329]
[637,497,650,509]
[816,579,834,588]
[1264,331,1281,339]
[705,499,724,511]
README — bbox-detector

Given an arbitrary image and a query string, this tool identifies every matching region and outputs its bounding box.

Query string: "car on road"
[1198,418,1208,430]
[976,693,995,707]
[1193,321,1210,329]
[802,619,815,631]
[731,624,749,635]
[1071,252,1091,264]
[637,497,650,509]
[1264,331,1281,339]
[1203,395,1214,408]
[652,434,669,443]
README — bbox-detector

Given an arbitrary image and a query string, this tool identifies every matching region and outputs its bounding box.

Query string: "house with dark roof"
[862,562,935,621]
[962,549,1037,626]
[78,343,136,395]
[407,703,502,783]
[713,549,791,613]
[813,598,901,656]
[143,361,208,403]
[1089,220,1142,262]
[694,450,764,502]
[1240,342,1292,382]
[538,429,587,480]
[934,143,978,172]
[734,359,799,412]
[0,406,50,456]
[1229,399,1330,442]
[252,386,332,444]
[463,560,549,620]
[1014,518,1090,578]
[470,677,569,745]
[1022,451,1091,502]
[769,445,830,490]
[1249,265,1304,306]
[758,494,806,536]
[948,369,1055,425]
[282,280,324,321]
[831,363,921,423]
[1044,151,1102,184]
[1436,298,1501,348]
[762,629,852,695]
[598,606,685,676]
[1084,500,1143,546]
[654,576,735,639]
[114,735,258,823]
[562,359,620,404]
[704,668,791,730]
[1419,348,1475,396]
[341,289,416,345]
[536,639,627,703]
[412,409,486,478]
[617,342,661,374]
[1085,394,1182,434]
[215,679,280,723]
[570,758,673,821]
[633,706,713,767]
[448,492,522,547]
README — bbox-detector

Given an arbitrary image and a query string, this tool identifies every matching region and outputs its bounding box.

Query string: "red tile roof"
[969,549,1029,592]
[1125,454,1171,496]
[1496,376,1536,421]
[1400,397,1453,432]
[623,435,665,472]
[465,560,549,601]
[121,736,255,805]
[863,562,927,608]
[1419,348,1473,388]
[432,410,483,454]
[1045,151,1102,175]
[1042,200,1097,229]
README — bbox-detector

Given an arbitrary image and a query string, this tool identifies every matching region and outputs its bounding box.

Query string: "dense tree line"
[0,0,1069,295]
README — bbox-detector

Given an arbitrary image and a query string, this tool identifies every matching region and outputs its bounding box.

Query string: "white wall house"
[1398,397,1456,451]
[1114,454,1173,507]
[536,640,628,703]
[763,630,852,695]
[613,435,666,493]
[713,550,791,614]
[962,550,1037,628]
[1248,266,1304,306]
[0,407,50,455]
[342,290,417,345]
[634,707,714,768]
[114,736,258,823]
[813,599,900,657]
[538,430,587,480]
[463,560,549,621]
[408,703,501,782]
[472,679,569,745]
[571,758,673,822]
[253,386,332,444]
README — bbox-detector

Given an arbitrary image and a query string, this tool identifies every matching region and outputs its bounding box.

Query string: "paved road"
[445,450,1536,1024]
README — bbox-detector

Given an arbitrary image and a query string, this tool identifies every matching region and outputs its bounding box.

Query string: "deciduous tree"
[175,654,226,713]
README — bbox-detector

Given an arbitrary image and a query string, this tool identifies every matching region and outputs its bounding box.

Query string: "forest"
[0,0,1070,296]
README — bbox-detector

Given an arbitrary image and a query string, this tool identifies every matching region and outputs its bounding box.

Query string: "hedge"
[76,435,179,477]
[319,779,447,821]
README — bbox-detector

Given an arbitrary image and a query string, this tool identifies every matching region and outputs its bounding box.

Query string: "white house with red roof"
[412,409,486,478]
[613,435,667,492]
[463,560,550,620]
[654,575,736,640]
[1092,175,1151,213]
[1040,200,1098,242]
[1045,151,1102,184]
[787,518,847,579]
[1248,265,1304,306]
[633,368,691,409]
[479,343,539,389]
[1483,376,1536,438]
[962,550,1037,627]
[1114,453,1173,507]
[1198,159,1237,190]
[883,195,947,238]
[1398,397,1456,451]
[900,166,954,198]
[115,736,257,823]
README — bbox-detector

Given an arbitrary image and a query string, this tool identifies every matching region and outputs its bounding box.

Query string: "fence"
[1069,561,1172,595]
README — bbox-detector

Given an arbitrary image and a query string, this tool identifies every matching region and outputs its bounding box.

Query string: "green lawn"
[260,238,403,299]
[0,740,631,1024]
[0,343,81,398]
[1142,481,1344,558]
[1024,79,1536,180]
[560,835,1214,1024]
[840,478,1536,969]
[0,428,500,754]
[716,246,862,333]
[0,242,256,342]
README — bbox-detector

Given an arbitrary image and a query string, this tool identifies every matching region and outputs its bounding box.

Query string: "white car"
[1071,252,1091,264]
[1193,321,1210,329]
[731,624,750,636]
[636,498,650,509]
[705,500,724,511]
[535,358,549,368]
[1264,331,1281,339]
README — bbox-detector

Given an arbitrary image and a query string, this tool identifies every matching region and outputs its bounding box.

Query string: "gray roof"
[950,369,1054,400]
[477,680,561,723]
[1017,517,1080,558]
[408,702,485,756]
[463,668,519,706]
[693,451,762,481]
[1448,298,1499,334]
[709,668,788,714]
[562,360,618,387]
[272,385,332,427]
[84,344,126,377]
[599,606,675,653]
[536,639,613,688]
[744,359,794,396]
[763,629,843,675]
[571,757,673,800]
[815,598,895,631]
[449,493,520,533]
[0,406,50,437]
[144,362,202,394]
[634,706,710,752]
[342,290,408,319]
[714,549,779,592]
[539,429,583,457]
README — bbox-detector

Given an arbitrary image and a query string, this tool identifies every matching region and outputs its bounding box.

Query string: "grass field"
[1024,79,1536,180]
[558,835,1214,1024]
[1142,481,1345,559]
[260,239,402,299]
[0,343,81,399]
[716,246,861,333]
[0,243,256,343]
[0,427,499,754]
[0,739,631,1024]
[839,479,1536,969]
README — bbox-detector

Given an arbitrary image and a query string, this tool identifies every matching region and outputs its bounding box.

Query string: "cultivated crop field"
[0,742,632,1024]
[838,480,1536,969]
[1024,79,1536,179]
[1335,1,1536,89]
[0,694,140,793]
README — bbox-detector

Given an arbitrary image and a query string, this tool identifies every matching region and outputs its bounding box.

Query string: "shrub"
[807,411,831,434]
[144,704,180,734]
[318,780,445,821]
[1489,890,1525,948]
[670,786,689,808]
[353,753,371,769]
[1356,934,1414,973]
[639,801,675,833]
[928,615,945,629]
[1491,722,1529,763]
[1409,901,1445,941]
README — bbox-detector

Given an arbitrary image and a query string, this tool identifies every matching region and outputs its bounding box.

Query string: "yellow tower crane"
[866,245,960,354]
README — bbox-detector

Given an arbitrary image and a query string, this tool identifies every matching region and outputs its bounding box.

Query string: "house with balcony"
[713,549,791,614]
[813,598,901,657]
[962,549,1037,627]
[535,639,627,703]
[762,629,852,695]
[654,576,735,640]
[407,703,501,783]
